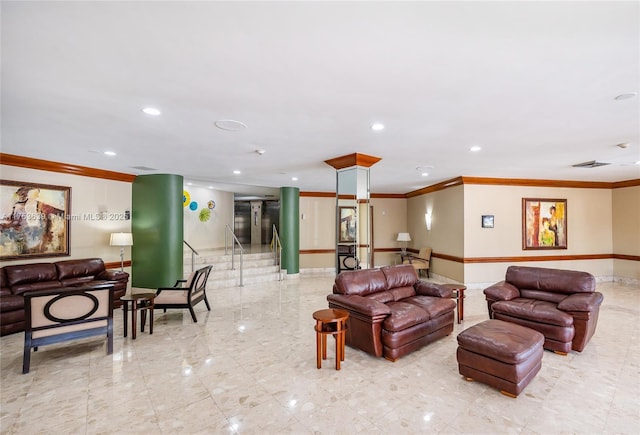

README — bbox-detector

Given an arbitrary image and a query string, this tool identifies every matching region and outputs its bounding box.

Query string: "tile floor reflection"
[1,274,638,434]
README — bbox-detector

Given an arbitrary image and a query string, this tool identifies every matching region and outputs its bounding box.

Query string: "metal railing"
[183,240,199,272]
[224,225,244,286]
[272,224,283,281]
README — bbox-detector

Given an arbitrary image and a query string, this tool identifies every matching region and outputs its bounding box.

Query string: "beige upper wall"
[612,185,640,280]
[1,165,132,267]
[464,185,613,257]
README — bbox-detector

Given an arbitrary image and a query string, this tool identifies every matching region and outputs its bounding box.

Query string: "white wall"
[182,185,234,251]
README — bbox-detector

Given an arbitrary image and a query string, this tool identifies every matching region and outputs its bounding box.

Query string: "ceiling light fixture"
[104,151,116,156]
[256,149,266,155]
[142,107,161,116]
[371,123,385,131]
[215,120,247,131]
[614,92,637,101]
[615,143,630,149]
[233,170,241,175]
[421,172,429,177]
[470,146,482,152]
[291,177,299,181]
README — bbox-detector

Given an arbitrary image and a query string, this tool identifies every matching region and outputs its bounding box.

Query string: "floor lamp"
[110,232,133,272]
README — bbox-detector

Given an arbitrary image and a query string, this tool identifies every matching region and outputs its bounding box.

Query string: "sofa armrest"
[558,292,604,312]
[483,281,520,301]
[326,294,391,318]
[97,270,129,282]
[415,281,452,298]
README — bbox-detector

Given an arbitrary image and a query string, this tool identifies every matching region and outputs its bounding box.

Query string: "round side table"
[313,308,349,370]
[120,292,156,339]
[443,284,466,324]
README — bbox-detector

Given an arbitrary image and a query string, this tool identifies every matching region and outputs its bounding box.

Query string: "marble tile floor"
[1,275,638,434]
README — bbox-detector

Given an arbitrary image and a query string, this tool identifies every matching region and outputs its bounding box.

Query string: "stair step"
[183,250,283,289]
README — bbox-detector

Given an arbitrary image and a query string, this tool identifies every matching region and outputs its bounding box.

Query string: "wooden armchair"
[403,247,432,278]
[23,284,114,374]
[154,265,212,322]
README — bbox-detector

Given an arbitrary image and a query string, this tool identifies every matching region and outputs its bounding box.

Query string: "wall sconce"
[425,212,432,231]
[396,232,411,256]
[110,232,133,271]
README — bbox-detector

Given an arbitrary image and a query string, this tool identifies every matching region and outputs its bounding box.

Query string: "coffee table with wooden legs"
[120,292,155,339]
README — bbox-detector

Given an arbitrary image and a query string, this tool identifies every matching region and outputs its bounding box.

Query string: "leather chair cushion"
[333,268,387,296]
[380,264,417,288]
[506,266,595,294]
[405,296,457,319]
[492,298,574,327]
[0,294,25,312]
[383,301,429,332]
[5,263,58,288]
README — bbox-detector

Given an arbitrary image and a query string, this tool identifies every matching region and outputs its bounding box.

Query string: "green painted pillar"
[132,174,183,288]
[279,187,299,274]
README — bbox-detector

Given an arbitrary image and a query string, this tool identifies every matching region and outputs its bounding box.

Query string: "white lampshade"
[396,233,411,242]
[110,232,133,247]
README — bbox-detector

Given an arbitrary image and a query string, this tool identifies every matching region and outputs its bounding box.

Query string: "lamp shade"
[110,232,133,247]
[396,232,411,242]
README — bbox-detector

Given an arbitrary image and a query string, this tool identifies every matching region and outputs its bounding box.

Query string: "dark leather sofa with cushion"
[483,265,603,354]
[0,258,129,336]
[327,264,456,361]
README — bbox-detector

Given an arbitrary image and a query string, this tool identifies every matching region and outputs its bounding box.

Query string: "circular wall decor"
[189,201,198,211]
[183,191,191,207]
[208,200,216,210]
[199,208,211,222]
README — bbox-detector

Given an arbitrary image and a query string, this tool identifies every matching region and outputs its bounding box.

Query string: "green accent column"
[279,187,299,274]
[132,174,183,288]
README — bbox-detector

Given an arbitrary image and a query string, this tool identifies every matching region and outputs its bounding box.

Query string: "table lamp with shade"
[396,232,411,256]
[110,232,133,272]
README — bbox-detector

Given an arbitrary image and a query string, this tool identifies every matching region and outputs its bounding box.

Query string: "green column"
[132,174,183,288]
[279,187,299,274]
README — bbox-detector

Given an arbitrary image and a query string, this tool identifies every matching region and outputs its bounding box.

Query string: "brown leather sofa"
[0,258,129,336]
[327,264,456,361]
[483,265,603,354]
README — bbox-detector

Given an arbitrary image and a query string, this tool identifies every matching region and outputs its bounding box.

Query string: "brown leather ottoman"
[456,319,544,397]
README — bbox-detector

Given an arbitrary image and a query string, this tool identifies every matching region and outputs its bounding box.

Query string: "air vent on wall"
[572,160,611,168]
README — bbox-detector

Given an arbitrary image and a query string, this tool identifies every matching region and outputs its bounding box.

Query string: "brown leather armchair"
[483,266,603,354]
[327,264,456,361]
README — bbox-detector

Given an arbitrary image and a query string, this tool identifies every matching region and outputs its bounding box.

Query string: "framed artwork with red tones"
[1,180,71,260]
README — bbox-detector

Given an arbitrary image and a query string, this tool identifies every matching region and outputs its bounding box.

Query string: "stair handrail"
[272,224,283,281]
[224,225,244,286]
[183,240,199,272]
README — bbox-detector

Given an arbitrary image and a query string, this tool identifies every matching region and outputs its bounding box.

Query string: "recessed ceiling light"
[142,107,161,116]
[215,120,247,131]
[291,177,299,181]
[421,172,429,177]
[470,146,482,152]
[255,149,266,155]
[614,92,637,101]
[636,160,640,165]
[371,123,385,131]
[187,182,193,186]
[233,170,241,175]
[104,151,116,156]
[208,186,213,189]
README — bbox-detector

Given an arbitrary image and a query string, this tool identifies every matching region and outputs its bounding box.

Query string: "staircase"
[184,248,283,288]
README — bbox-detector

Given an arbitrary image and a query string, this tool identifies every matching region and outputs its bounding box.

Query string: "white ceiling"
[2,1,639,196]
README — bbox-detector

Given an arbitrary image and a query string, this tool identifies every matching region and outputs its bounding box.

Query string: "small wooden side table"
[120,292,155,339]
[443,284,466,324]
[313,309,349,370]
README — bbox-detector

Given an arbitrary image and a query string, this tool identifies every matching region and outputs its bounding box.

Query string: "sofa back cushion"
[334,268,388,296]
[56,258,105,286]
[506,266,595,295]
[4,263,61,295]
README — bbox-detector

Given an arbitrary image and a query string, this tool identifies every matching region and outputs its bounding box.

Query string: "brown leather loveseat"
[327,264,456,361]
[483,266,603,354]
[0,258,129,336]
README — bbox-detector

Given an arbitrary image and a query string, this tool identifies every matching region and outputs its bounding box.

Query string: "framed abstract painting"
[522,198,567,250]
[0,180,71,260]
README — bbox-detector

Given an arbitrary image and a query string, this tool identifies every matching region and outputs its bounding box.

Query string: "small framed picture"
[482,215,494,228]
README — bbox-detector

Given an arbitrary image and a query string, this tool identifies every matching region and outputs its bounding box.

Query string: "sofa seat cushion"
[383,301,429,332]
[492,299,573,327]
[0,294,24,312]
[405,296,457,319]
